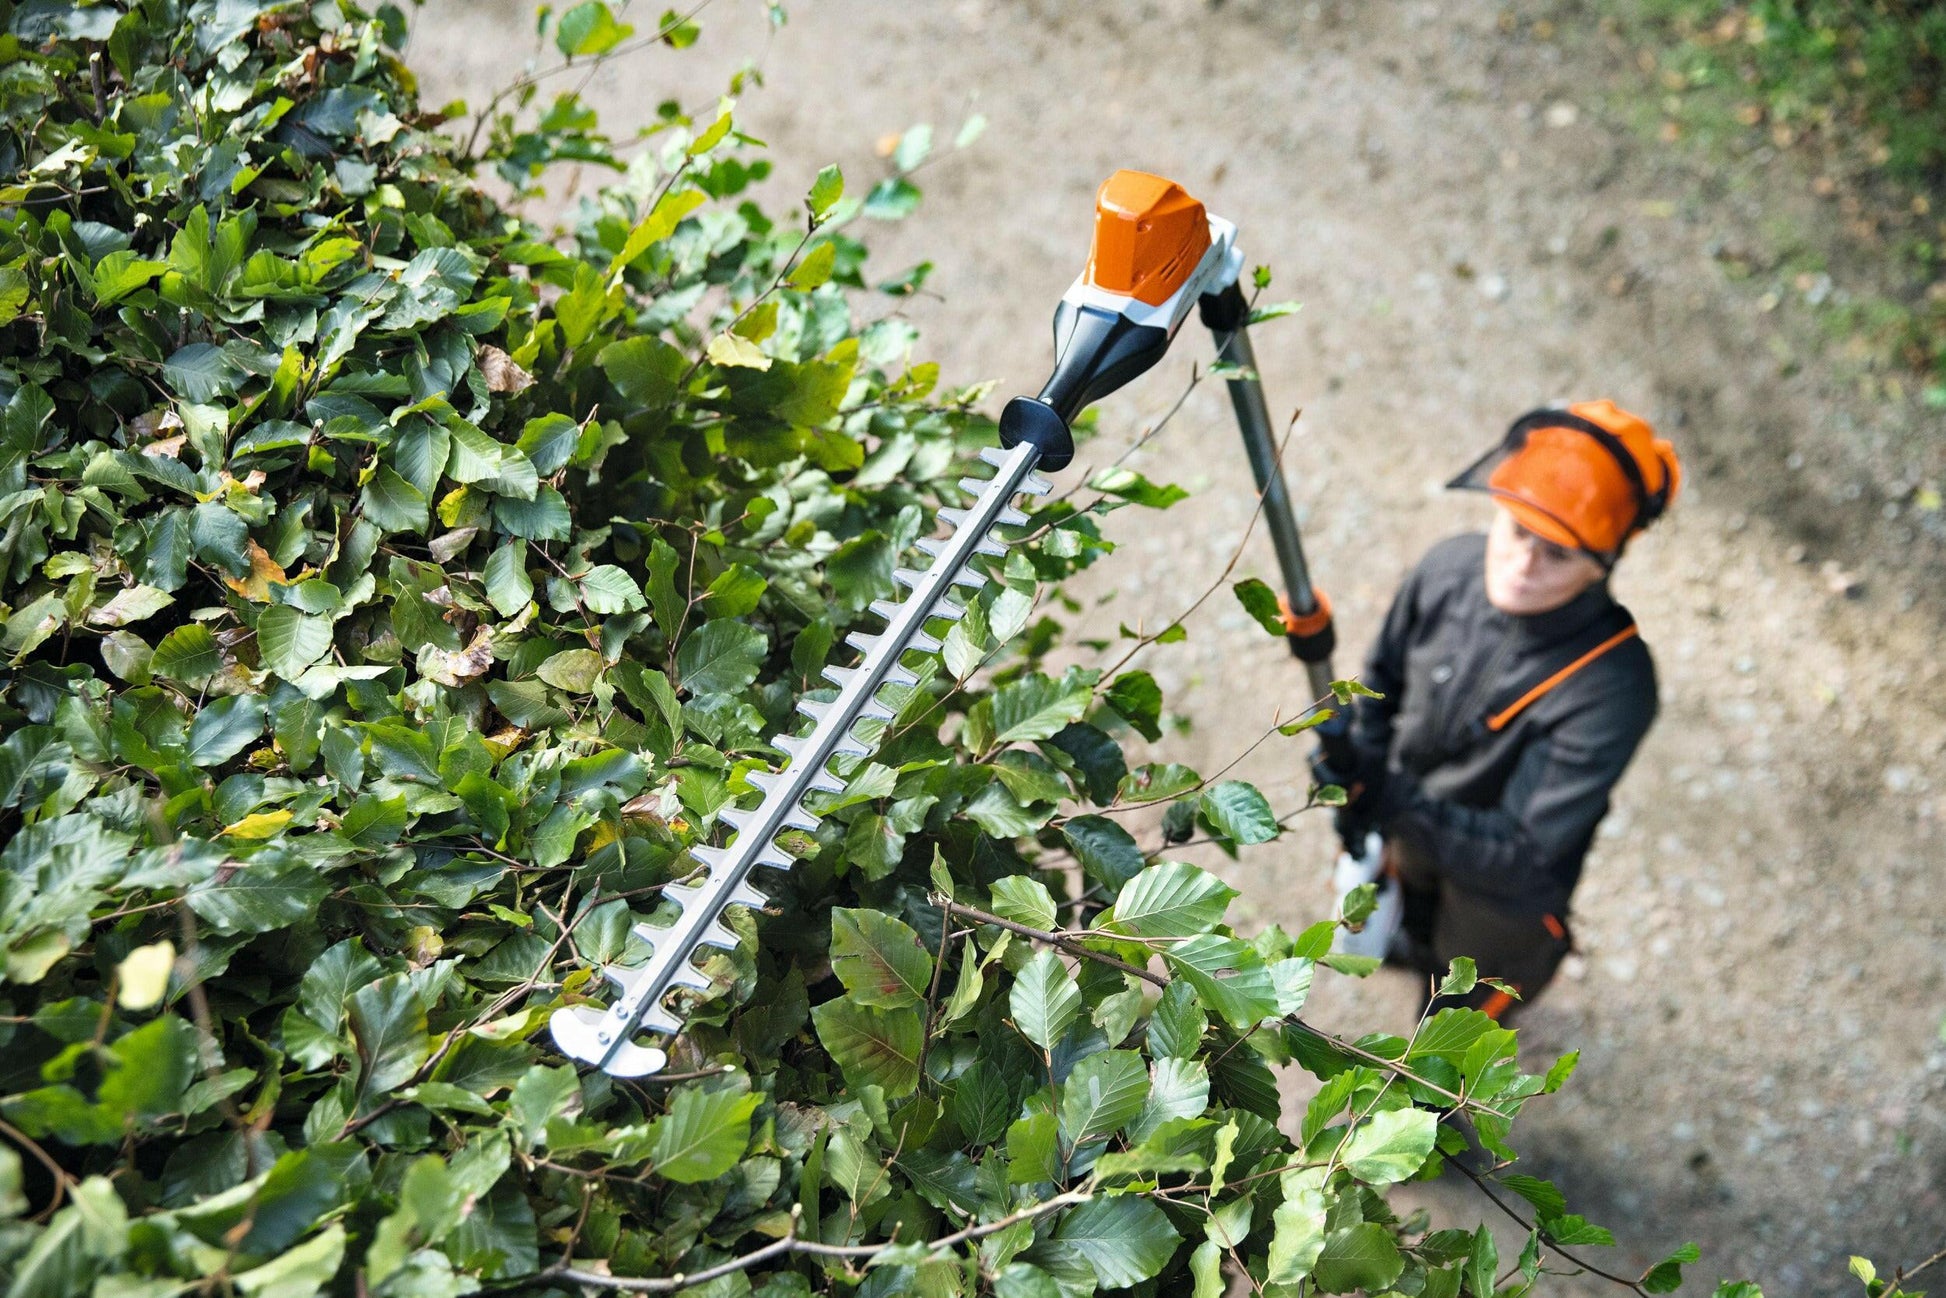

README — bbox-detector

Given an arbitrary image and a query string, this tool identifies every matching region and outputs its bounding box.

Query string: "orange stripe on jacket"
[1485,625,1639,733]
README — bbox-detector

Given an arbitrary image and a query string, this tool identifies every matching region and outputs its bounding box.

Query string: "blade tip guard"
[549,1006,669,1079]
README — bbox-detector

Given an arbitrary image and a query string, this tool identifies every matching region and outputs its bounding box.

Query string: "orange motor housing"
[1086,171,1212,307]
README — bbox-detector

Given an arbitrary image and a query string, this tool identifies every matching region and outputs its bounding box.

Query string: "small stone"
[1479,273,1510,302]
[1544,102,1579,128]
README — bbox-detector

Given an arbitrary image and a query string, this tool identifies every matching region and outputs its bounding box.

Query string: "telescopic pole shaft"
[1206,317,1335,703]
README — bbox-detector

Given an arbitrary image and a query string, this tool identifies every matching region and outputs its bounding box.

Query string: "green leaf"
[1500,1174,1565,1220]
[1100,861,1236,938]
[987,874,1056,931]
[1541,1213,1615,1247]
[162,343,241,402]
[233,1224,346,1295]
[555,0,633,56]
[1146,980,1207,1059]
[1006,1110,1059,1184]
[348,973,430,1108]
[704,563,766,618]
[1062,815,1146,889]
[1340,1108,1436,1184]
[1543,1049,1580,1093]
[1009,949,1080,1051]
[812,999,922,1098]
[990,671,1093,744]
[98,1016,197,1121]
[258,605,333,678]
[362,466,428,534]
[650,1087,761,1183]
[612,190,707,277]
[152,623,221,683]
[186,693,265,767]
[483,542,533,617]
[1247,300,1303,325]
[1642,1242,1701,1294]
[1090,467,1188,510]
[829,908,932,1009]
[677,619,768,696]
[1117,762,1200,804]
[1103,670,1163,741]
[1164,936,1279,1029]
[806,164,844,222]
[1052,1195,1180,1288]
[576,564,643,615]
[536,649,605,694]
[599,335,687,407]
[1232,577,1289,637]
[0,727,68,812]
[1200,780,1279,844]
[1059,1050,1148,1145]
[1128,1056,1208,1142]
[1314,1223,1404,1294]
[1268,1167,1329,1284]
[1430,950,1499,1000]
[1466,1226,1499,1298]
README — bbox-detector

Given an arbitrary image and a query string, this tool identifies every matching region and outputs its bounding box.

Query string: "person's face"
[1483,507,1608,614]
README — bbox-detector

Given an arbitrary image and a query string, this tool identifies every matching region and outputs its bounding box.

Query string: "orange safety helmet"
[1448,400,1681,564]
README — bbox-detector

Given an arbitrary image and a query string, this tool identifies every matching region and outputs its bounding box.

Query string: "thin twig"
[1448,1159,1649,1294]
[538,1190,1092,1292]
[0,1116,75,1223]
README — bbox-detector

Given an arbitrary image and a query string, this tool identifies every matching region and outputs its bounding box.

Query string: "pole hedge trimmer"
[550,170,1339,1078]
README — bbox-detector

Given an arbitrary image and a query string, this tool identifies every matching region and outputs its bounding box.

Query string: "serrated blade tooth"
[689,845,728,870]
[781,804,818,831]
[637,1001,685,1035]
[810,768,846,793]
[893,567,924,590]
[798,698,830,721]
[845,631,879,654]
[996,506,1029,527]
[697,921,738,950]
[957,476,991,495]
[979,446,1011,467]
[930,600,966,622]
[745,770,780,793]
[549,1006,669,1077]
[882,664,917,687]
[754,846,791,871]
[662,881,706,909]
[823,664,856,688]
[870,598,902,621]
[773,734,804,758]
[668,963,713,992]
[832,733,869,757]
[729,881,769,908]
[972,535,1006,558]
[916,537,946,558]
[859,698,894,721]
[950,568,987,590]
[630,922,666,946]
[907,631,940,653]
[1020,472,1052,496]
[602,962,647,997]
[718,807,750,832]
[939,507,970,528]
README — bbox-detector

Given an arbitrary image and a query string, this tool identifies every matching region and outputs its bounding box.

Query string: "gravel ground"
[411,2,1946,1291]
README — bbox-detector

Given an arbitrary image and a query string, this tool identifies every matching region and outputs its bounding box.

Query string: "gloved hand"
[1309,715,1386,853]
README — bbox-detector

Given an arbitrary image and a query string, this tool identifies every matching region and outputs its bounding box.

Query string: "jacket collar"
[1509,578,1617,644]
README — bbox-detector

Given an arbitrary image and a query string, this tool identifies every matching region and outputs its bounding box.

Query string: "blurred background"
[408,2,1945,1291]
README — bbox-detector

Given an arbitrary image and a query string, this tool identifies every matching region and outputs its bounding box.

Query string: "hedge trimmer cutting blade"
[550,169,1304,1078]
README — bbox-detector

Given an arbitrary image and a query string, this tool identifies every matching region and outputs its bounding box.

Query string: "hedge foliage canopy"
[0,3,1623,1298]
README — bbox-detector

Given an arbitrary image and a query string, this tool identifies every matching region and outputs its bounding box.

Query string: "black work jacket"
[1351,533,1658,917]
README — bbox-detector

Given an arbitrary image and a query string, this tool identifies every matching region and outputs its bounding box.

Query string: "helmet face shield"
[1448,408,1672,564]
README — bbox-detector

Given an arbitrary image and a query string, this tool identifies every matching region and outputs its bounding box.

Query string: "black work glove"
[1310,715,1386,854]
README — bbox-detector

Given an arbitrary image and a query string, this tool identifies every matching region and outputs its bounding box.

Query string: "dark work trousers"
[1386,841,1572,1022]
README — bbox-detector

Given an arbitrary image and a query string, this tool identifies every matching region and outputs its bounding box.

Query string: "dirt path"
[413,2,1946,1290]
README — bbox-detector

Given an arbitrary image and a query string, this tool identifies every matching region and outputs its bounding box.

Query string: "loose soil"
[412,2,1946,1291]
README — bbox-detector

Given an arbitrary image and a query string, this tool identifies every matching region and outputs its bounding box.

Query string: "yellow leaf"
[117,941,177,1011]
[706,332,772,371]
[222,809,293,839]
[222,541,288,602]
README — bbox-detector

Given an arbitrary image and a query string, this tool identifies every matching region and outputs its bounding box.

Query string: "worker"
[1314,400,1681,1021]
